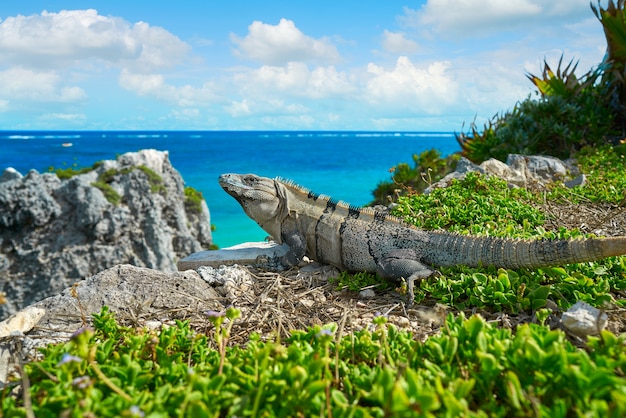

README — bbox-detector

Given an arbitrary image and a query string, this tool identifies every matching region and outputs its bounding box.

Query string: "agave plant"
[592,0,626,64]
[592,0,626,134]
[526,56,599,99]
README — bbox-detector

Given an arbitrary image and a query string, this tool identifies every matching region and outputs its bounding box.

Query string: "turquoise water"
[0,131,460,247]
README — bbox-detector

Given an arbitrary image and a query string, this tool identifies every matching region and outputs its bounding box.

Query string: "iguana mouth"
[218,173,252,198]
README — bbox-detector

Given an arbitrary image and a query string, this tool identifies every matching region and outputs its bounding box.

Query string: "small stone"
[564,174,587,188]
[0,306,45,338]
[144,320,163,330]
[359,289,376,298]
[561,301,607,337]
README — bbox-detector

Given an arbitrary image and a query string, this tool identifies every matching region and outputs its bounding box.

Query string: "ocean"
[0,131,460,247]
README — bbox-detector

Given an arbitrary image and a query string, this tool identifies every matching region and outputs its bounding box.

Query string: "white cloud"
[224,97,309,119]
[0,9,196,112]
[381,30,419,54]
[119,69,219,107]
[365,57,458,114]
[404,0,591,37]
[43,113,86,121]
[0,67,86,105]
[0,9,189,72]
[234,62,355,100]
[231,18,341,65]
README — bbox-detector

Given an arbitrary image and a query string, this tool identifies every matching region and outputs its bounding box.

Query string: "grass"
[184,186,205,214]
[48,161,102,179]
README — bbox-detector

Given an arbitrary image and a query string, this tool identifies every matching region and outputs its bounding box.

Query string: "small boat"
[62,142,73,147]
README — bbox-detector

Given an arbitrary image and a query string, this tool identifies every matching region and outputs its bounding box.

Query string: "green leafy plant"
[592,0,626,135]
[48,161,102,179]
[91,181,122,206]
[4,308,625,416]
[457,86,614,163]
[371,149,460,205]
[136,165,166,195]
[392,171,544,236]
[184,186,205,214]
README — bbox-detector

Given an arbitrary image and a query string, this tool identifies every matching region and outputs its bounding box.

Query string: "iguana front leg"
[280,228,307,267]
[254,228,306,271]
[375,249,440,306]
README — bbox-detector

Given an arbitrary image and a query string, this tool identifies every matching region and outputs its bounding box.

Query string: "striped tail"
[427,234,626,269]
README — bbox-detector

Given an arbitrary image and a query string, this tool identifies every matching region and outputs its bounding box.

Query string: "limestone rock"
[0,168,22,183]
[561,301,608,337]
[178,242,290,270]
[425,154,581,193]
[0,264,224,386]
[0,150,213,319]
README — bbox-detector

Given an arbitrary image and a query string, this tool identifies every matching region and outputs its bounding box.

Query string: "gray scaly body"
[219,173,626,303]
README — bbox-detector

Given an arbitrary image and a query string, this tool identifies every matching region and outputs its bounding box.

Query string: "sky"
[0,0,609,131]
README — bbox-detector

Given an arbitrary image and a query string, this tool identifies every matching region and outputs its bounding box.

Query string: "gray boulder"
[0,149,213,319]
[425,154,580,193]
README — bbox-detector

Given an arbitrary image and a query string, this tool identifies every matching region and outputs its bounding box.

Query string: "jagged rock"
[0,150,213,319]
[506,154,568,185]
[0,168,22,183]
[0,264,225,385]
[425,154,580,193]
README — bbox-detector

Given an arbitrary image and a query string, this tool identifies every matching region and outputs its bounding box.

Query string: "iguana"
[219,173,626,304]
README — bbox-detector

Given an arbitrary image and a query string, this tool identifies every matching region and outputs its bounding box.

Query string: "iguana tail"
[426,234,626,269]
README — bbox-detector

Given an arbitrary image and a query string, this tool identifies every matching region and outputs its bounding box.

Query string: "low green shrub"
[4,307,625,417]
[371,149,460,205]
[184,186,204,214]
[457,88,615,164]
[136,165,166,195]
[91,181,122,206]
[48,161,102,180]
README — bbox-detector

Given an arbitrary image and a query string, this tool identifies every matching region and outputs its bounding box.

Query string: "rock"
[506,154,567,185]
[0,306,45,338]
[424,157,481,193]
[481,158,526,186]
[0,168,22,183]
[565,174,587,188]
[0,150,213,319]
[425,154,579,193]
[197,265,255,302]
[561,301,608,337]
[0,264,224,386]
[178,242,290,270]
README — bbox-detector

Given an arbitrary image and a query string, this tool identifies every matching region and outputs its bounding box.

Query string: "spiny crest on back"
[274,176,414,228]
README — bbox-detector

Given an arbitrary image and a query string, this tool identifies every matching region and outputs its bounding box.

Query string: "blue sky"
[0,1,607,131]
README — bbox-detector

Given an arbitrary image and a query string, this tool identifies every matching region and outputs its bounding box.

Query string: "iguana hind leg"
[375,249,439,306]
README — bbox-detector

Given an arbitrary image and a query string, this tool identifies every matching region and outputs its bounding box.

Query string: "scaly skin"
[219,173,626,304]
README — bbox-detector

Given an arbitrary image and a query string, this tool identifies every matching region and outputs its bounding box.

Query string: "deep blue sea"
[0,131,460,247]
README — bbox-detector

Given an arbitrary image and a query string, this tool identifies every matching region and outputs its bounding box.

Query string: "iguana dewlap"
[219,173,626,303]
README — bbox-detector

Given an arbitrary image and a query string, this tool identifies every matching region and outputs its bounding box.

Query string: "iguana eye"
[244,175,258,185]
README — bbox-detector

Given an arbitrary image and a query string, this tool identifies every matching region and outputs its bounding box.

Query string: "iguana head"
[219,173,289,241]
